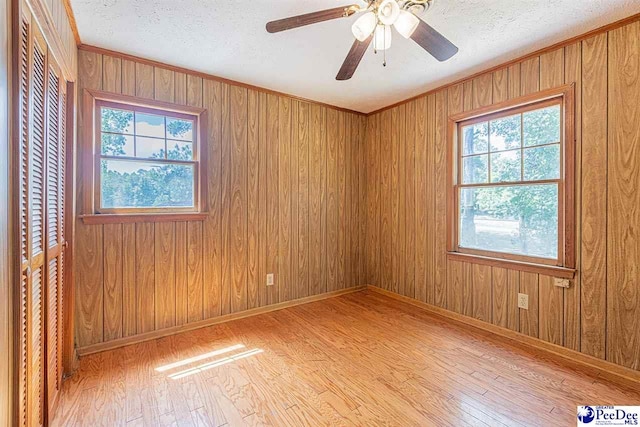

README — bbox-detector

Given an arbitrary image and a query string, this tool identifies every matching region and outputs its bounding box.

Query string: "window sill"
[79,212,208,225]
[446,252,575,279]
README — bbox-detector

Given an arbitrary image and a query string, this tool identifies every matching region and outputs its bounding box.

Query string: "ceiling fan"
[266,0,458,81]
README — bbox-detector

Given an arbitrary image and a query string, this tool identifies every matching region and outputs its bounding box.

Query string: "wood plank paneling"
[290,101,299,299]
[102,56,121,93]
[539,275,563,346]
[186,75,203,108]
[122,223,136,337]
[366,113,380,287]
[539,48,564,90]
[229,86,248,313]
[155,222,176,330]
[309,104,325,296]
[492,69,508,104]
[520,57,540,95]
[404,102,416,298]
[135,223,155,334]
[472,264,491,322]
[519,272,539,338]
[203,80,222,319]
[154,67,174,102]
[326,108,339,293]
[247,90,260,309]
[391,105,405,295]
[472,73,493,108]
[507,63,521,99]
[122,60,136,96]
[414,97,428,303]
[433,90,447,308]
[426,94,436,305]
[174,72,187,105]
[135,63,154,99]
[297,102,310,297]
[581,33,608,359]
[265,94,280,305]
[103,224,123,341]
[492,267,509,328]
[607,21,640,370]
[175,222,188,326]
[379,110,392,291]
[187,222,203,323]
[564,41,582,352]
[278,98,292,300]
[76,224,104,347]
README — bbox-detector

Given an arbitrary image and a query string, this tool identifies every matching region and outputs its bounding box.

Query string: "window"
[448,86,575,271]
[88,92,207,216]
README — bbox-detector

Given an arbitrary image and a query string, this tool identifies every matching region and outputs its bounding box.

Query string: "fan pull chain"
[383,26,387,66]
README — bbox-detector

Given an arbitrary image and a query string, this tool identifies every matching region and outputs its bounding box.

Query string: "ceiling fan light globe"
[374,24,392,51]
[351,11,377,42]
[394,10,419,38]
[378,0,400,26]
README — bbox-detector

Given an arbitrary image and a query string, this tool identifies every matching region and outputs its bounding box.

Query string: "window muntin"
[455,99,564,264]
[96,100,199,212]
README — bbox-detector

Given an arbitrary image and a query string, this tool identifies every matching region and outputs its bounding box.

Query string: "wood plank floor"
[53,290,640,426]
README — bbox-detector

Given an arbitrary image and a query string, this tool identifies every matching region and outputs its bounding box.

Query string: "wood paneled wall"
[364,19,640,371]
[74,49,366,349]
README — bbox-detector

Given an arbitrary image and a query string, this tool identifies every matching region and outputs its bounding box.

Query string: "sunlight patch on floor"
[168,348,265,380]
[154,343,246,372]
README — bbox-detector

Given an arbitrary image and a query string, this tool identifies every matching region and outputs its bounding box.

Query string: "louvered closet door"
[17,8,32,426]
[45,55,66,418]
[28,23,49,427]
[17,4,70,424]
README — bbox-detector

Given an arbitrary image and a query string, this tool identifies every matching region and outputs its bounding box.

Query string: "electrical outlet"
[266,273,274,287]
[518,293,529,310]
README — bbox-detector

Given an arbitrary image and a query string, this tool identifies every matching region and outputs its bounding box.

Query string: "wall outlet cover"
[266,273,274,286]
[518,293,529,310]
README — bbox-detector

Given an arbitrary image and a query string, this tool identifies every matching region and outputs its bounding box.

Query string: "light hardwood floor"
[53,290,640,426]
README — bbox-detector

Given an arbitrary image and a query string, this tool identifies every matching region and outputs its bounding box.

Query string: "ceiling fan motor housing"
[398,0,433,16]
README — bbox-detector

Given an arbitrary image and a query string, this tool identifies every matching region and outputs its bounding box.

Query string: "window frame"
[446,84,576,277]
[82,89,208,222]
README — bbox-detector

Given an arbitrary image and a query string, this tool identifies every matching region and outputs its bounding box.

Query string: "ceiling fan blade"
[266,5,358,33]
[410,20,458,62]
[336,36,373,81]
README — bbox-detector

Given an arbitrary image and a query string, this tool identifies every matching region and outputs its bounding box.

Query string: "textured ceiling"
[71,0,640,113]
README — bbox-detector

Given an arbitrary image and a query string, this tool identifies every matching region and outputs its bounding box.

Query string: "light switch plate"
[266,273,274,286]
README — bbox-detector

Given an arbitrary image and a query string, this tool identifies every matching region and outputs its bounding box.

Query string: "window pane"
[137,136,166,159]
[101,107,133,134]
[461,122,488,155]
[523,144,560,180]
[489,114,521,152]
[523,105,560,147]
[167,118,193,141]
[101,133,134,156]
[490,149,521,183]
[135,112,165,138]
[462,154,488,184]
[167,140,193,160]
[459,184,558,259]
[101,159,195,209]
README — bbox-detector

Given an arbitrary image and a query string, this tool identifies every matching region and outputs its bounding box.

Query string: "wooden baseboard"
[77,286,367,356]
[366,285,640,390]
